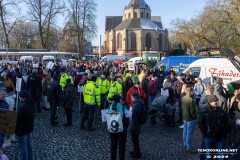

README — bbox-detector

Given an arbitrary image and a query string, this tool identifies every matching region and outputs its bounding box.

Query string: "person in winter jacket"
[107,94,129,160]
[181,87,197,152]
[148,74,158,103]
[199,85,214,112]
[214,83,227,111]
[27,69,42,112]
[231,109,240,160]
[198,95,228,160]
[129,92,143,159]
[15,90,35,160]
[62,79,75,126]
[126,77,147,109]
[193,78,205,107]
[124,71,134,96]
[42,69,52,110]
[47,75,61,126]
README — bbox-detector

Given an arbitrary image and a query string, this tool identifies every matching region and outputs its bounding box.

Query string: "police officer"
[47,75,61,126]
[96,72,109,109]
[108,73,122,104]
[59,68,67,89]
[80,76,101,131]
[27,69,42,112]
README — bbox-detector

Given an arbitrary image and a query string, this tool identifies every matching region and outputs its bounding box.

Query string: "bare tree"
[25,0,65,49]
[0,0,22,48]
[66,0,97,57]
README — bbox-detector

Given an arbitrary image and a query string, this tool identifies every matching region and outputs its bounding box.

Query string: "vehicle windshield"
[43,59,54,63]
[142,53,159,61]
[125,54,137,61]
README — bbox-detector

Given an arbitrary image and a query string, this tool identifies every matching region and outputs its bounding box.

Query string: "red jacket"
[126,86,147,106]
[148,79,158,95]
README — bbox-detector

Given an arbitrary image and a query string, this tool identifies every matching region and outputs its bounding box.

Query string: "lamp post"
[99,35,101,61]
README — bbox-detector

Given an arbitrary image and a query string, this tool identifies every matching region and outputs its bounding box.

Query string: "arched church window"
[134,12,137,18]
[128,13,131,19]
[141,12,144,18]
[159,33,163,51]
[131,32,137,50]
[146,12,149,19]
[117,33,122,49]
[146,33,151,51]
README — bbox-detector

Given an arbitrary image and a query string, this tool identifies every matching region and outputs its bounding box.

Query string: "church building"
[104,0,169,56]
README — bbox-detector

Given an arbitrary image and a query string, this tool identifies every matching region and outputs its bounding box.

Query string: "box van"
[42,56,55,63]
[20,56,33,63]
[182,58,239,86]
[153,56,218,75]
[100,55,125,62]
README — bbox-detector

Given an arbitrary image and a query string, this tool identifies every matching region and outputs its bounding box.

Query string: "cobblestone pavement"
[4,98,204,160]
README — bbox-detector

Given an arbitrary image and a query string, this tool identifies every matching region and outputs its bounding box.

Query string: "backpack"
[106,103,125,133]
[138,104,148,125]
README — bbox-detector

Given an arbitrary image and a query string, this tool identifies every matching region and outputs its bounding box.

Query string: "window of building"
[146,12,149,19]
[159,33,163,51]
[131,32,136,50]
[117,33,122,49]
[134,12,137,18]
[141,12,144,18]
[145,33,151,51]
[128,13,131,19]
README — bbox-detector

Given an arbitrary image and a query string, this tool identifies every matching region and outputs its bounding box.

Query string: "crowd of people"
[0,60,239,160]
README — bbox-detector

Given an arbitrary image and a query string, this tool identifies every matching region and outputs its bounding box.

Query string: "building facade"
[104,0,169,56]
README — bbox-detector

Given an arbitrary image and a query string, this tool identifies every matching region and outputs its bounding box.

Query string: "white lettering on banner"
[208,68,240,77]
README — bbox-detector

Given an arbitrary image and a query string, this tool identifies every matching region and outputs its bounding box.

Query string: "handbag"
[106,111,123,133]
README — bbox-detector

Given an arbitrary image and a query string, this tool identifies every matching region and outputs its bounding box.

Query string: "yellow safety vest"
[83,81,101,106]
[96,78,109,94]
[107,81,122,101]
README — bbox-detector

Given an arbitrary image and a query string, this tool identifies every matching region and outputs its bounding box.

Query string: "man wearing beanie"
[62,78,75,126]
[81,76,101,131]
[15,90,35,160]
[47,75,61,126]
[198,94,228,159]
[27,68,42,112]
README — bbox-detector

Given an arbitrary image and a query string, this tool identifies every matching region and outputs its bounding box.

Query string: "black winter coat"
[27,73,42,93]
[124,76,133,95]
[129,99,143,136]
[63,84,74,108]
[232,112,240,150]
[141,77,149,95]
[198,106,228,139]
[15,97,35,136]
[47,80,61,104]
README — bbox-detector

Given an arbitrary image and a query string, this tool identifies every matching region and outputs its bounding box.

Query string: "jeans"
[80,106,95,129]
[49,102,58,124]
[0,133,5,148]
[183,120,196,149]
[16,133,34,160]
[199,137,205,160]
[110,132,127,160]
[204,136,225,160]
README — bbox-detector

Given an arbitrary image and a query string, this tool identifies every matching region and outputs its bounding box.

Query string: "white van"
[182,58,239,86]
[127,57,142,64]
[42,56,55,63]
[20,56,33,63]
[100,55,125,62]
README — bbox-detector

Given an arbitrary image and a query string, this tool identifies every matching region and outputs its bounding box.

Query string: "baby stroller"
[151,87,176,126]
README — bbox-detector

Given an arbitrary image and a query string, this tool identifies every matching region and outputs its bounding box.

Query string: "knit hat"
[32,69,38,73]
[207,95,218,103]
[19,90,30,99]
[112,94,121,103]
[132,75,139,84]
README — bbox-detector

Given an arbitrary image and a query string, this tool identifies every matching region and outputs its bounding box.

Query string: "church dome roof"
[125,0,150,9]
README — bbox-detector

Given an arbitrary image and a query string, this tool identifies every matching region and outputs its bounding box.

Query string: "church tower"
[122,0,151,21]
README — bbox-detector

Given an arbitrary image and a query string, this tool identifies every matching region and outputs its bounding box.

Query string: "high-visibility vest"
[83,81,101,106]
[107,81,122,101]
[96,78,109,94]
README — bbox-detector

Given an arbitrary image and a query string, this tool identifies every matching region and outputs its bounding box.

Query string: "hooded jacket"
[214,84,227,111]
